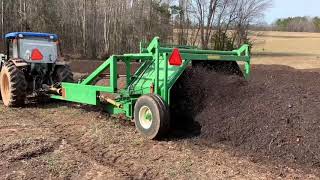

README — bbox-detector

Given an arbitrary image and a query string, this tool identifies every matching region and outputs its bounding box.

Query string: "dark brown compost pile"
[170,65,320,168]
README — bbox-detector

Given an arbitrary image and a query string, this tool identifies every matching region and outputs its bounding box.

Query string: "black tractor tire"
[0,62,27,107]
[53,65,74,84]
[134,94,170,139]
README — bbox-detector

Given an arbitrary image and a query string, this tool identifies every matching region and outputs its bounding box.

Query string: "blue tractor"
[0,32,73,107]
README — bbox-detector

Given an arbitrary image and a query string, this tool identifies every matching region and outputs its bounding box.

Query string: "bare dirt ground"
[1,62,320,180]
[0,92,318,179]
[2,31,320,179]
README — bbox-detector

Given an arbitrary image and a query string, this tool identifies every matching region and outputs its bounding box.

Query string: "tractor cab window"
[8,40,13,58]
[18,37,58,62]
[6,39,13,58]
[8,39,19,59]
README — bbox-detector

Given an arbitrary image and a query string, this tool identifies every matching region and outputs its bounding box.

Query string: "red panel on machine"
[31,48,43,61]
[169,48,182,66]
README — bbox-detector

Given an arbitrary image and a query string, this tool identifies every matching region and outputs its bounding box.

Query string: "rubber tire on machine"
[0,62,27,107]
[53,65,74,83]
[134,94,170,139]
[152,94,170,133]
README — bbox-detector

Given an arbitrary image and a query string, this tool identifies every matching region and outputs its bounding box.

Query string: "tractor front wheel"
[0,62,27,107]
[134,94,170,139]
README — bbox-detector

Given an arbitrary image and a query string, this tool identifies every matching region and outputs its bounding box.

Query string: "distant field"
[249,31,320,70]
[172,29,320,56]
[69,31,320,72]
[251,31,320,56]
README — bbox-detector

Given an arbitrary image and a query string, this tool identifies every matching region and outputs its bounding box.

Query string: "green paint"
[51,37,251,119]
[145,112,152,121]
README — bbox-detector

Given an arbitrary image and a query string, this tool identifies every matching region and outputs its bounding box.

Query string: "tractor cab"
[4,32,59,63]
[0,32,73,107]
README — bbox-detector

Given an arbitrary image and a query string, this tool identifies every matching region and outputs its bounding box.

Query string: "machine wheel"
[0,62,27,107]
[53,65,74,83]
[134,94,170,139]
[152,94,170,132]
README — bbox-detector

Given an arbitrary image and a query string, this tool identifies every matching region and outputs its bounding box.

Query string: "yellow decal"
[208,55,221,60]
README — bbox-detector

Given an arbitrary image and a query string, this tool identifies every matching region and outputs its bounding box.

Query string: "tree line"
[273,16,320,32]
[0,0,271,59]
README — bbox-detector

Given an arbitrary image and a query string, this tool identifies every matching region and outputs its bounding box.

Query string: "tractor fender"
[9,59,28,67]
[55,61,68,66]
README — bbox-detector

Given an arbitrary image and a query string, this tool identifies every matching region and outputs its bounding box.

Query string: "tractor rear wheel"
[53,65,74,84]
[0,62,27,107]
[134,94,170,139]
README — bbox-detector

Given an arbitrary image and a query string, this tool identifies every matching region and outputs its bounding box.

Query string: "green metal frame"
[51,37,251,119]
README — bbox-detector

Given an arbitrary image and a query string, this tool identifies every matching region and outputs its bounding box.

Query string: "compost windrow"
[171,65,320,168]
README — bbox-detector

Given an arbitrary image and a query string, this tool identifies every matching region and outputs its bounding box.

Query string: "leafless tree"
[0,0,271,58]
[189,0,271,49]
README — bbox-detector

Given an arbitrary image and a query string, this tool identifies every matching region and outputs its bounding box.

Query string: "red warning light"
[31,49,43,61]
[169,48,182,66]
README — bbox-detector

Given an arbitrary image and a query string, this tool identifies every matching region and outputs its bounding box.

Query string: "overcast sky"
[265,0,320,23]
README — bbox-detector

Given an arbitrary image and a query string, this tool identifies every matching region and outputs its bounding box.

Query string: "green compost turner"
[51,37,251,139]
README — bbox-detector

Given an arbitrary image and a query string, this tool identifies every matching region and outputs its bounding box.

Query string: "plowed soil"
[1,61,320,179]
[171,65,320,169]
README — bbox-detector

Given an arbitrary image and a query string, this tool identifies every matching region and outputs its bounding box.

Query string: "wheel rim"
[1,73,10,105]
[139,106,153,129]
